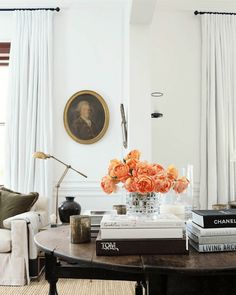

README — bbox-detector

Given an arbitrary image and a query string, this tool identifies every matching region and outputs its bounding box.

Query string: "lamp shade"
[33,151,50,159]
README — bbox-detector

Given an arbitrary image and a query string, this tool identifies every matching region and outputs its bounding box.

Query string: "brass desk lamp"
[33,152,87,224]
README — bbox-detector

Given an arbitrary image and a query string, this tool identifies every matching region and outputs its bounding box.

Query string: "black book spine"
[203,215,236,228]
[96,239,188,256]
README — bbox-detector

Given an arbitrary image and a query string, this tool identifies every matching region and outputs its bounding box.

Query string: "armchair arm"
[3,210,47,260]
[11,220,28,258]
[10,220,30,284]
[3,210,47,230]
[3,211,40,229]
[32,196,49,227]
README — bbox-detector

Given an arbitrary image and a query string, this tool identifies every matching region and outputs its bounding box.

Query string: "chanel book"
[192,209,236,228]
[96,232,188,256]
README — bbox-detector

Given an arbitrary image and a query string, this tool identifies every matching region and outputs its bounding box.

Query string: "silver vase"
[126,192,160,215]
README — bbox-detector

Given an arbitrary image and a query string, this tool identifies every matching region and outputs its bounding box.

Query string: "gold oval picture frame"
[64,90,109,144]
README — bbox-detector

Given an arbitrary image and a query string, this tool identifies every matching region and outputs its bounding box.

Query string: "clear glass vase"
[126,192,160,215]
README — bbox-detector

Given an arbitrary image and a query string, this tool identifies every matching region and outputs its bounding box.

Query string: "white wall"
[149,0,236,206]
[0,13,12,41]
[128,0,202,177]
[54,1,129,210]
[129,24,152,161]
[150,8,201,198]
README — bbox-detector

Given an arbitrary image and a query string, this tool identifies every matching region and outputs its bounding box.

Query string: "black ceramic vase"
[58,196,81,223]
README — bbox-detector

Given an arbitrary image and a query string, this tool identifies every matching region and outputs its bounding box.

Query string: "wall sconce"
[151,92,163,118]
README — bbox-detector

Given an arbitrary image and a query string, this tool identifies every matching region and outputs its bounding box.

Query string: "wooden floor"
[0,276,135,295]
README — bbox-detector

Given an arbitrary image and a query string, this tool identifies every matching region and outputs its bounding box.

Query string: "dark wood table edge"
[35,230,236,295]
[35,240,146,295]
[142,265,236,275]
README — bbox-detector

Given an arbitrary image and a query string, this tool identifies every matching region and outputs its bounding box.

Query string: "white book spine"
[101,214,185,229]
[187,230,236,244]
[193,242,236,252]
[187,221,236,236]
[101,228,183,240]
[192,213,204,227]
[101,221,184,229]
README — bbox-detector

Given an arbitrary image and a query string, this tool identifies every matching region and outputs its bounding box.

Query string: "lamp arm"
[55,166,70,189]
[50,155,70,167]
[50,155,87,178]
[55,166,71,224]
[69,166,87,178]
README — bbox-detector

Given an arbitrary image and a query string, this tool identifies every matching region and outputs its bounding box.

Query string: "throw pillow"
[0,186,21,194]
[0,190,39,228]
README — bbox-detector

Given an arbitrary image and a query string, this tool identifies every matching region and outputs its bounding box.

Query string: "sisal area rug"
[0,277,135,295]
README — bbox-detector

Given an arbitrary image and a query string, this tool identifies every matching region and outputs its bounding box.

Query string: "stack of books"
[83,210,116,238]
[187,209,236,252]
[96,214,188,256]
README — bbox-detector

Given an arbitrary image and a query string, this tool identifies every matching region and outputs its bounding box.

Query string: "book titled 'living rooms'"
[192,209,236,228]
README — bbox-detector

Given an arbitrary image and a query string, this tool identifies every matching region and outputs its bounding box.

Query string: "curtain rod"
[0,7,60,12]
[194,10,236,16]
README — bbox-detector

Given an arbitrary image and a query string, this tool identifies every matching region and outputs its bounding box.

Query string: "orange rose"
[152,164,165,175]
[109,162,130,182]
[173,177,189,194]
[125,150,141,161]
[145,164,165,176]
[154,170,167,180]
[126,158,139,170]
[108,159,122,175]
[136,175,155,194]
[167,165,178,180]
[101,176,118,194]
[154,176,173,193]
[124,177,138,192]
[132,162,150,177]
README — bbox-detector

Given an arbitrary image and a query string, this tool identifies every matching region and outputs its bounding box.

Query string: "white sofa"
[0,197,48,286]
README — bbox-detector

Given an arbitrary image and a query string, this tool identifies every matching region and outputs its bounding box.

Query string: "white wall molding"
[53,180,126,211]
[53,180,125,197]
[54,180,101,191]
[54,181,200,209]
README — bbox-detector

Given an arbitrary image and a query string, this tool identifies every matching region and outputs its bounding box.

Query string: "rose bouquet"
[101,150,189,195]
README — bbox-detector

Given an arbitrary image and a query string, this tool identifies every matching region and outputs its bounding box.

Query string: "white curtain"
[5,11,53,197]
[200,14,236,209]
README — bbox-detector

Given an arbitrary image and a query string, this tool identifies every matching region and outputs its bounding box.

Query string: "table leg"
[45,252,58,295]
[142,281,147,295]
[147,275,167,295]
[135,281,143,295]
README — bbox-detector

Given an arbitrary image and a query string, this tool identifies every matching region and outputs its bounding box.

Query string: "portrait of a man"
[64,90,109,144]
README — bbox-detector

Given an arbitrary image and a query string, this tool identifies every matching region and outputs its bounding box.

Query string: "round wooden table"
[35,226,236,295]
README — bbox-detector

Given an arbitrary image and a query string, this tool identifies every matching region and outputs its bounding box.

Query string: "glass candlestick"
[70,215,91,244]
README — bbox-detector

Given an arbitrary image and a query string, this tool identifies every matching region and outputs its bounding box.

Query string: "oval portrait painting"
[64,90,109,144]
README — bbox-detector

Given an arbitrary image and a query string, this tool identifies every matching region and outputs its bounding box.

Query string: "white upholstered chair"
[0,197,48,285]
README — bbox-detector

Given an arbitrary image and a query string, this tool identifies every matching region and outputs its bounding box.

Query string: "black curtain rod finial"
[194,10,199,15]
